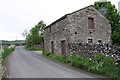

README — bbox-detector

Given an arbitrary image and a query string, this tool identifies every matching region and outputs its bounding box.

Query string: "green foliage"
[42,51,51,56]
[23,21,46,47]
[43,52,120,80]
[2,47,15,59]
[25,47,44,51]
[57,56,66,63]
[94,1,120,45]
[43,51,67,63]
[89,54,119,79]
[112,27,120,45]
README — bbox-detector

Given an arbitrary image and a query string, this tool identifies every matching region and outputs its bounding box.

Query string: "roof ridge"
[44,5,94,29]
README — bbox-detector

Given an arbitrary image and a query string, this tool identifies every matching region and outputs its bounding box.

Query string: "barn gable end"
[44,5,112,56]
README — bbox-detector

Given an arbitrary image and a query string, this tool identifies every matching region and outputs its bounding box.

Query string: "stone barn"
[44,5,112,56]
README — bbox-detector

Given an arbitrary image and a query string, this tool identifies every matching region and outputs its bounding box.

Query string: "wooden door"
[61,40,66,56]
[51,41,54,54]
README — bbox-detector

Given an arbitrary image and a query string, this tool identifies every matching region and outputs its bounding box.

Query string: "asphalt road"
[7,46,105,78]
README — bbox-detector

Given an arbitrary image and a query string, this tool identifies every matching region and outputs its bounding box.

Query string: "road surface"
[7,46,105,78]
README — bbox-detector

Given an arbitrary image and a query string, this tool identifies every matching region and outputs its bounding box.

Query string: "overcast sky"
[0,0,119,41]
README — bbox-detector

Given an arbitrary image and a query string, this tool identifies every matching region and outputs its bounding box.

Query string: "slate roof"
[44,5,94,29]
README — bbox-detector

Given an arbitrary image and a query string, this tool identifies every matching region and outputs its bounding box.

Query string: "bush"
[66,55,90,69]
[67,55,80,67]
[89,54,119,79]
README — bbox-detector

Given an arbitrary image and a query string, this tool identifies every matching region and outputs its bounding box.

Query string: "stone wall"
[67,6,111,45]
[44,17,70,55]
[69,43,120,61]
[33,44,44,49]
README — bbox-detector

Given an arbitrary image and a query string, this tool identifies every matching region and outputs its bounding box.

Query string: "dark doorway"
[51,41,54,54]
[61,40,66,56]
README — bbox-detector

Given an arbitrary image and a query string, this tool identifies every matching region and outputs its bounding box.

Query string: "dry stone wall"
[33,44,44,49]
[69,43,120,61]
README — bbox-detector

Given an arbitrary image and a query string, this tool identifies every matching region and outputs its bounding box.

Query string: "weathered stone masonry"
[69,43,120,61]
[44,5,118,59]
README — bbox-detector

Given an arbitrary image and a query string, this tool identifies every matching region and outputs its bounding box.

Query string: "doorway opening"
[51,41,54,54]
[61,40,66,56]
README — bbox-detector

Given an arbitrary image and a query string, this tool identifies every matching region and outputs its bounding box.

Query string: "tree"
[22,29,29,38]
[94,1,120,45]
[24,20,46,47]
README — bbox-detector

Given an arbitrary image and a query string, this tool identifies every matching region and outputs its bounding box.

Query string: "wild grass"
[2,46,15,59]
[43,51,120,80]
[25,46,44,51]
[0,45,15,79]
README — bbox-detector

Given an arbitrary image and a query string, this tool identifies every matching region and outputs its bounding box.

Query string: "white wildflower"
[0,46,4,79]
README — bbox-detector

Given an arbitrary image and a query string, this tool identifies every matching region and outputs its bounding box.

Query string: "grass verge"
[2,47,15,59]
[43,51,120,80]
[25,46,44,51]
